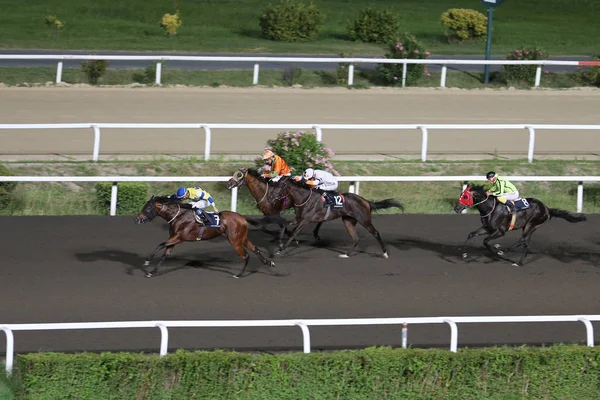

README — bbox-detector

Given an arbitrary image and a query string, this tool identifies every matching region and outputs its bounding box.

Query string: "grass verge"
[1,159,598,216]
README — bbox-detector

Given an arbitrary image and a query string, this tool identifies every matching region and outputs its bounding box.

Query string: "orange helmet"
[262,150,275,160]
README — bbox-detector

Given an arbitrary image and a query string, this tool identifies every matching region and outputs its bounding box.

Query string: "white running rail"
[1,314,598,375]
[0,123,599,163]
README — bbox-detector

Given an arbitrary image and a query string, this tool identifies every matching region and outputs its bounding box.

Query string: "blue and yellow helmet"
[175,187,188,198]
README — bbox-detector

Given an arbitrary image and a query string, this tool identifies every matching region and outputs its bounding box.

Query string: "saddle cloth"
[193,210,221,227]
[509,198,530,211]
[322,192,345,209]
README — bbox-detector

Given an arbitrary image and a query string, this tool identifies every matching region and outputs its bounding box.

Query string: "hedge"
[8,345,600,399]
[95,182,149,215]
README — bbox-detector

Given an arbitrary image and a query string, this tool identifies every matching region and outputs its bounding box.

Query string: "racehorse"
[135,195,275,278]
[226,167,324,244]
[454,184,587,266]
[274,177,404,258]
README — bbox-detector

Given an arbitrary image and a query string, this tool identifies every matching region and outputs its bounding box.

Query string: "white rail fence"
[1,123,599,163]
[0,176,598,214]
[1,54,598,87]
[2,314,599,375]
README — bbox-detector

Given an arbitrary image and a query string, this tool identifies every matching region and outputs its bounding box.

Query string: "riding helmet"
[486,171,496,180]
[262,149,274,160]
[303,168,315,179]
[175,187,187,198]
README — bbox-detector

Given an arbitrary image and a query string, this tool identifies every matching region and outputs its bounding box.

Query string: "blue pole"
[483,7,494,84]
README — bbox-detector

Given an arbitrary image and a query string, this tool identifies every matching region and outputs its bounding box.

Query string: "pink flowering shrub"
[377,33,431,85]
[256,131,339,176]
[503,47,548,84]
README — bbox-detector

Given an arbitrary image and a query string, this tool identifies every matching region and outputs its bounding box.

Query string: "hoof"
[232,274,240,279]
[494,244,501,249]
[269,261,276,268]
[382,251,389,259]
[462,253,468,259]
[497,251,504,256]
[143,261,150,266]
[338,254,350,259]
[145,272,153,278]
[512,262,520,267]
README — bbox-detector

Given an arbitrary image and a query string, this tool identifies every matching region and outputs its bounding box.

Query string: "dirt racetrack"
[1,213,599,356]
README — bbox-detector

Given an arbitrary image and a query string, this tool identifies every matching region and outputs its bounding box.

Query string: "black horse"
[454,184,587,266]
[273,177,404,258]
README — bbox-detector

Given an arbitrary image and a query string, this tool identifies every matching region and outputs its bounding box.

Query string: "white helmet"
[303,168,315,180]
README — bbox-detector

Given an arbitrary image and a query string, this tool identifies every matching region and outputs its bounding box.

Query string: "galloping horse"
[454,184,587,266]
[135,195,275,278]
[226,167,324,244]
[275,178,404,258]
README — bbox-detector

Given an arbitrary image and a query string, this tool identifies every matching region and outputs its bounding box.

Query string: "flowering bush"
[256,131,339,176]
[503,47,548,84]
[81,60,109,85]
[160,11,182,37]
[377,34,431,85]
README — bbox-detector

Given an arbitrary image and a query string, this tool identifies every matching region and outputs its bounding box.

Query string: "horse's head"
[227,167,248,190]
[454,185,487,214]
[135,195,160,224]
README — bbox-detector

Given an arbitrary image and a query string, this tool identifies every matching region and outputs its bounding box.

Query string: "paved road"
[0,50,592,73]
[0,87,599,161]
[0,214,598,355]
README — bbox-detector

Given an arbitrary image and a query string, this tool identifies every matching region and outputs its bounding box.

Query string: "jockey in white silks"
[300,168,339,206]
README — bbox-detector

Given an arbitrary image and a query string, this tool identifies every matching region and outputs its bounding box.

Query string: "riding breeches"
[191,200,211,209]
[317,181,338,191]
[497,191,519,203]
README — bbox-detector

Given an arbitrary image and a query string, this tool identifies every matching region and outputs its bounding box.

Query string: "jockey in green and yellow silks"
[485,171,519,205]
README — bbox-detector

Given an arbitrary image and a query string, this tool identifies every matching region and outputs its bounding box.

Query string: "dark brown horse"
[273,178,404,258]
[226,167,324,245]
[135,195,275,278]
[454,184,587,266]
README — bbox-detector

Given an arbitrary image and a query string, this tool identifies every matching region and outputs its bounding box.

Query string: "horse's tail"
[549,208,587,223]
[368,198,404,213]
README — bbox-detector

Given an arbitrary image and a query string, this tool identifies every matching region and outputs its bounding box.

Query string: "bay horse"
[454,184,587,266]
[135,195,275,278]
[226,167,324,245]
[274,178,404,258]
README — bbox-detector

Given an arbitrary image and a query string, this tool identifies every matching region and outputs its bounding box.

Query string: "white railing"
[2,314,598,375]
[0,176,598,214]
[1,54,598,87]
[1,123,599,163]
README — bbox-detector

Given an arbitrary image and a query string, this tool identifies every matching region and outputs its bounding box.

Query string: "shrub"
[0,163,17,207]
[133,63,159,85]
[159,11,182,37]
[259,0,325,42]
[81,60,108,85]
[257,131,338,176]
[377,34,431,85]
[347,8,400,44]
[576,56,600,87]
[44,15,65,37]
[503,47,548,84]
[95,182,149,215]
[440,8,487,42]
[282,66,303,86]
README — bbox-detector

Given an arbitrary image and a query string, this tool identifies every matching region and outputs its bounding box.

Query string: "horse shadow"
[74,250,287,278]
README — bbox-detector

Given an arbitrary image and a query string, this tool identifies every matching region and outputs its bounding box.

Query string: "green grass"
[0,0,598,56]
[1,159,599,216]
[0,66,589,89]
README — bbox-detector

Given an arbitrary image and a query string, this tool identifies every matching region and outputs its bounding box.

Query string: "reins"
[469,195,496,218]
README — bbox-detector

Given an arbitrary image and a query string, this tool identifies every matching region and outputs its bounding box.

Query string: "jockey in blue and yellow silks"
[174,186,219,220]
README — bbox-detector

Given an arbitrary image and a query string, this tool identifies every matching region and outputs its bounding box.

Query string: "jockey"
[174,186,219,223]
[300,168,339,205]
[261,149,291,182]
[485,171,520,210]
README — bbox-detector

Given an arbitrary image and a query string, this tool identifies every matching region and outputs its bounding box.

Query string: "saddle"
[504,198,530,213]
[321,191,345,209]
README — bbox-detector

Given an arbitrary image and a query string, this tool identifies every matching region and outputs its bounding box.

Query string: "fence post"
[313,126,322,142]
[155,323,169,356]
[577,317,594,347]
[253,64,260,85]
[110,182,118,216]
[444,319,458,352]
[92,124,101,162]
[418,126,428,162]
[534,65,542,87]
[355,181,360,195]
[230,186,238,212]
[348,181,356,194]
[201,125,212,161]
[155,62,162,85]
[577,182,583,213]
[1,327,14,375]
[526,126,535,163]
[401,323,408,348]
[345,64,355,86]
[402,62,408,88]
[56,61,63,83]
[440,65,447,88]
[294,322,311,353]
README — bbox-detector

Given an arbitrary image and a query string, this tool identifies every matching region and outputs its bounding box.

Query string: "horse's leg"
[462,226,490,259]
[363,221,389,259]
[144,241,167,267]
[515,224,540,267]
[482,230,507,257]
[277,219,310,255]
[246,238,276,270]
[338,217,360,259]
[146,236,180,278]
[313,222,324,242]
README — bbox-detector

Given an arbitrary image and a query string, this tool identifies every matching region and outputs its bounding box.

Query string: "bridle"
[284,182,313,207]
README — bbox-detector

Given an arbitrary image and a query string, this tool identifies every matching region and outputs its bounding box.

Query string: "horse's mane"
[468,184,487,197]
[152,195,194,209]
[245,168,269,183]
[286,177,314,191]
